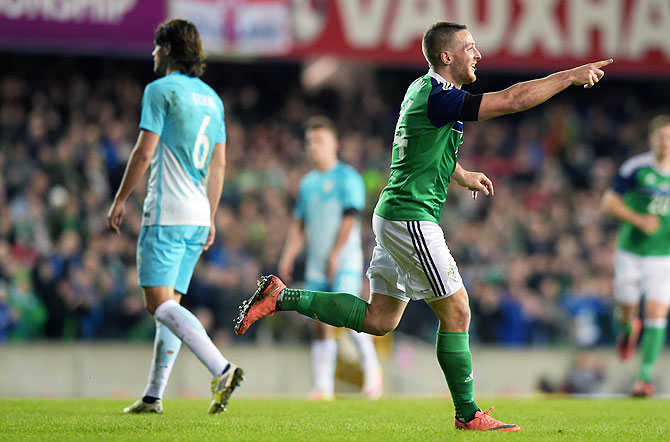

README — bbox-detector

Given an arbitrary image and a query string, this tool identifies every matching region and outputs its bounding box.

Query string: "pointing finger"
[594,58,613,68]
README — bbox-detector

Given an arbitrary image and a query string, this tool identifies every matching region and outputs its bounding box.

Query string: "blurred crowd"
[1,54,668,346]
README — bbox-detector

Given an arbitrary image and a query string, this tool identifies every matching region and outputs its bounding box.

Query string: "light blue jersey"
[140,71,226,226]
[295,162,365,287]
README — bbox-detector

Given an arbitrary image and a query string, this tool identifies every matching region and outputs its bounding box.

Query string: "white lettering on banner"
[338,0,387,48]
[568,0,622,56]
[627,0,670,59]
[293,0,326,43]
[0,0,137,23]
[454,0,509,52]
[388,0,446,50]
[511,0,563,56]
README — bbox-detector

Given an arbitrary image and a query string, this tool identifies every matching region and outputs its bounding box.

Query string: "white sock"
[311,339,337,394]
[143,321,182,399]
[349,330,381,385]
[154,300,229,377]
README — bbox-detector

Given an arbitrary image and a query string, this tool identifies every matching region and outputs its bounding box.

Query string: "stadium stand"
[0,53,668,347]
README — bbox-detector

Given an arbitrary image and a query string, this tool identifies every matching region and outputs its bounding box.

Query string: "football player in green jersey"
[235,21,612,431]
[601,115,670,397]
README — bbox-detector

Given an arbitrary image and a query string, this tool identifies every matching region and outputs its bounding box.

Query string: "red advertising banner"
[286,0,670,75]
[1,0,669,76]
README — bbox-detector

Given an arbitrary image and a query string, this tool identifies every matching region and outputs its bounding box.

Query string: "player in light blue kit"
[278,117,382,399]
[107,19,243,414]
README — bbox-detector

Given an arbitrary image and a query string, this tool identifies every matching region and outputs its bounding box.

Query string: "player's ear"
[164,44,172,57]
[440,51,451,66]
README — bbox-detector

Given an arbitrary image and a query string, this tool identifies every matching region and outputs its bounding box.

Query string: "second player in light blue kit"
[107,19,243,414]
[278,117,382,399]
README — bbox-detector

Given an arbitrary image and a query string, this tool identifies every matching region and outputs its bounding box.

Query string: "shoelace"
[478,407,504,424]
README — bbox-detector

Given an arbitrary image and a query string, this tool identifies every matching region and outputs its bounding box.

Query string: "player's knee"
[145,302,157,316]
[364,316,398,336]
[442,302,470,331]
[453,305,471,330]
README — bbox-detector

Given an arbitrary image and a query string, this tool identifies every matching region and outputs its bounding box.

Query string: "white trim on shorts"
[366,214,464,303]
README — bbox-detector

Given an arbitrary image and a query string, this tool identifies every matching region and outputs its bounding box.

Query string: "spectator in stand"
[0,53,667,347]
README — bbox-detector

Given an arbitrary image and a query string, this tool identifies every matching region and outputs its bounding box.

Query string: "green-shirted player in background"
[234,21,612,431]
[601,115,670,397]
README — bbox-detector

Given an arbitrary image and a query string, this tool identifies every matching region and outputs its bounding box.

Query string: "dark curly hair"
[154,19,206,77]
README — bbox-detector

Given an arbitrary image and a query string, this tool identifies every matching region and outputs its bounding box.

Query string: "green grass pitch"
[0,397,667,441]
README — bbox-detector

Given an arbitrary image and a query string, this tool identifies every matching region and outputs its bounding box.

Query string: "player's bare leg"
[360,292,406,336]
[429,287,520,432]
[632,300,669,397]
[615,302,641,360]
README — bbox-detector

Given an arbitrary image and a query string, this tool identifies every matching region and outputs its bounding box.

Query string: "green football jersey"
[613,152,670,256]
[375,71,473,224]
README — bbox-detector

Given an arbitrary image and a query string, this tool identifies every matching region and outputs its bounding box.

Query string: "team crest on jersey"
[644,174,657,185]
[447,263,457,279]
[323,180,334,193]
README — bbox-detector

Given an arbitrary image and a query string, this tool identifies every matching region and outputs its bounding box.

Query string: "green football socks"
[436,331,479,422]
[617,319,633,336]
[277,289,367,332]
[637,321,667,382]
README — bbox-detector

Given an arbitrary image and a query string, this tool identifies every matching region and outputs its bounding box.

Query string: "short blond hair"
[649,114,670,136]
[304,116,337,138]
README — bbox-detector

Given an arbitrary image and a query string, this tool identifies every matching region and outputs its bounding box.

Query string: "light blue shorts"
[306,270,363,297]
[137,225,209,294]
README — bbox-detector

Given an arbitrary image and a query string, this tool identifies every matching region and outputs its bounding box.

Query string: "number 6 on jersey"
[193,115,211,170]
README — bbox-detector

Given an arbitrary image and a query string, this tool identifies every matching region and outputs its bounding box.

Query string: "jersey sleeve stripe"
[619,152,654,178]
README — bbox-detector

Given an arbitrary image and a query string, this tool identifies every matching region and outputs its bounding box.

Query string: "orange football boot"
[616,317,641,360]
[631,380,654,397]
[234,275,286,335]
[454,407,521,432]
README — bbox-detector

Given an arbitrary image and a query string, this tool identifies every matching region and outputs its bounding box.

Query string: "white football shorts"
[613,249,670,306]
[366,214,464,303]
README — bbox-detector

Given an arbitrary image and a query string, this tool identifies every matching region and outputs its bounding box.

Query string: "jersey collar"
[427,69,457,91]
[428,69,450,86]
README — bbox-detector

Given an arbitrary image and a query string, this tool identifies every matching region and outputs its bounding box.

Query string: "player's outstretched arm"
[452,163,494,200]
[477,59,613,121]
[204,142,226,251]
[107,130,159,234]
[600,189,659,234]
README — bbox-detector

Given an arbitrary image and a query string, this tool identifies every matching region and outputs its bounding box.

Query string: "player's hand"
[571,59,613,89]
[636,214,660,235]
[458,170,494,200]
[203,224,215,251]
[107,198,126,235]
[278,258,294,283]
[327,252,339,282]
